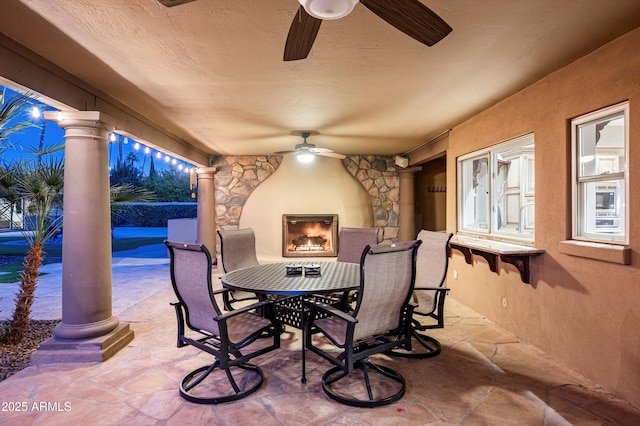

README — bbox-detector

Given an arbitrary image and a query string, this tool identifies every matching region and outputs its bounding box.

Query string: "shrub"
[111,202,196,227]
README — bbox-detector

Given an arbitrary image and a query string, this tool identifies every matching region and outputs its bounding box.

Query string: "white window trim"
[570,101,629,245]
[457,152,490,235]
[457,133,535,244]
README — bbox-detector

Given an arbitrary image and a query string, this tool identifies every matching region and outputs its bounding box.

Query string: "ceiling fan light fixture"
[297,153,315,163]
[298,0,358,20]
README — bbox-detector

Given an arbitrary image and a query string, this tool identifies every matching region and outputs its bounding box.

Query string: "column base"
[31,323,134,364]
[54,315,120,340]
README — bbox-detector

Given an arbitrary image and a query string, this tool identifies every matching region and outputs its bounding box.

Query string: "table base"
[273,294,336,329]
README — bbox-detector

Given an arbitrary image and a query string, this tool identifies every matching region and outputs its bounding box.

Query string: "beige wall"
[240,155,373,262]
[446,28,640,407]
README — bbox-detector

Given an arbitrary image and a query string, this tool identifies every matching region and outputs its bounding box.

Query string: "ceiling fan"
[158,0,197,6]
[276,131,346,163]
[284,0,452,61]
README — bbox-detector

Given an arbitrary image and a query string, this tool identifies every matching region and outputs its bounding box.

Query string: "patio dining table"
[221,261,360,382]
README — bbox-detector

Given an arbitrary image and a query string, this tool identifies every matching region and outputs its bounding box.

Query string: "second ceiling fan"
[284,0,452,61]
[276,131,346,163]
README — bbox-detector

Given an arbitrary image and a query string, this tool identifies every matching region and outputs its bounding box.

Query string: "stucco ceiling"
[2,0,640,158]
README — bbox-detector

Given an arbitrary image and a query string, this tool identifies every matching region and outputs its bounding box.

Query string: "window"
[458,134,535,243]
[571,102,628,244]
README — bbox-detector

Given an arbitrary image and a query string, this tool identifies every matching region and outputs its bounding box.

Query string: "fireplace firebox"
[282,214,338,257]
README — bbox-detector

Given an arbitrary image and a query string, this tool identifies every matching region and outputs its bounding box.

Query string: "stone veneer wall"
[213,154,400,242]
[213,155,282,229]
[341,155,399,242]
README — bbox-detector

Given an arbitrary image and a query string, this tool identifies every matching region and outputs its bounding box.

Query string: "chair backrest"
[414,230,453,313]
[217,228,260,273]
[336,227,379,263]
[352,240,421,342]
[166,241,221,335]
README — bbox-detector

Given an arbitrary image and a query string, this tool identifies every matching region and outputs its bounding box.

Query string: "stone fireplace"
[213,155,399,260]
[282,214,338,257]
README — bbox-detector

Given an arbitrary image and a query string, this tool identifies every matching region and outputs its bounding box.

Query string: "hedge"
[111,202,197,227]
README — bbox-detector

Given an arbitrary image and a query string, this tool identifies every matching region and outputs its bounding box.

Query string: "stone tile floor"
[1,237,639,424]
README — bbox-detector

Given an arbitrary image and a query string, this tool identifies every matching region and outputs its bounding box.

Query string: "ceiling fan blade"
[274,150,298,156]
[360,0,452,47]
[284,6,323,61]
[316,151,347,159]
[158,0,197,7]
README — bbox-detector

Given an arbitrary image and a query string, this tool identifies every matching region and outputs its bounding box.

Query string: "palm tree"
[1,157,64,344]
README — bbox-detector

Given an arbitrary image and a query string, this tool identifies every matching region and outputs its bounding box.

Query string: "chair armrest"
[212,287,231,295]
[170,300,187,348]
[414,287,450,292]
[215,299,274,321]
[305,298,357,323]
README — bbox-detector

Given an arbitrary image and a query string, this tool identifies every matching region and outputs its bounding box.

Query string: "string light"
[104,132,195,174]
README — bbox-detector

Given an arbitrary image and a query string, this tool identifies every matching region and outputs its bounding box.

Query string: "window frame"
[570,102,629,245]
[457,133,535,244]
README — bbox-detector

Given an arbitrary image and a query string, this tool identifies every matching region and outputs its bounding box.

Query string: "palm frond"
[0,164,20,202]
[0,92,38,146]
[110,184,156,204]
[110,184,157,227]
[25,142,65,157]
[13,159,64,245]
[36,157,64,192]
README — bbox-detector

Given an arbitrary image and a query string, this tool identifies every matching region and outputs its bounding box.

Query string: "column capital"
[44,111,116,142]
[44,110,116,128]
[197,166,218,179]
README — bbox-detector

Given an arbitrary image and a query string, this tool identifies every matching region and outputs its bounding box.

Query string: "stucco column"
[34,111,133,363]
[398,167,422,241]
[196,167,217,257]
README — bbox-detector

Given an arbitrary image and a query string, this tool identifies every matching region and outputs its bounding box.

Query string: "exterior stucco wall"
[446,28,640,407]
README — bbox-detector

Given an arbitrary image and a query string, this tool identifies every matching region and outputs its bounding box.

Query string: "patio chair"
[336,227,379,263]
[304,240,422,407]
[387,230,453,358]
[217,228,263,310]
[166,241,280,404]
[332,227,379,309]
